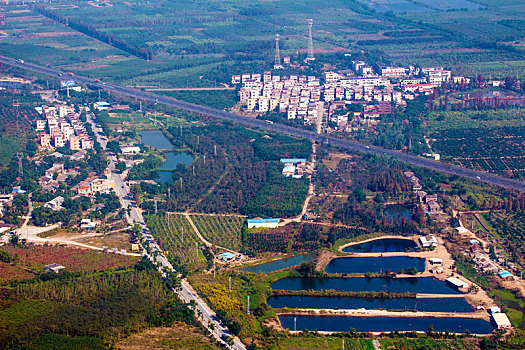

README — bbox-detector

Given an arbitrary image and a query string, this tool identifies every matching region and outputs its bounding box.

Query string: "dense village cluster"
[37,104,93,151]
[233,61,469,130]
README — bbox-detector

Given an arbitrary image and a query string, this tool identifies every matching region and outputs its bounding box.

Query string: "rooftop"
[247,218,279,223]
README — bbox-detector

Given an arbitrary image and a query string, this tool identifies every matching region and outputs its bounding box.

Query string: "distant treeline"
[32,6,152,60]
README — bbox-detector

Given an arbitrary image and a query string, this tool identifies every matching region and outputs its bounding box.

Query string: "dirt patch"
[316,250,336,271]
[115,322,219,350]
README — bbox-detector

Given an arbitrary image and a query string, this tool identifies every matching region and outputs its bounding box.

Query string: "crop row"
[146,213,206,268]
[190,214,245,251]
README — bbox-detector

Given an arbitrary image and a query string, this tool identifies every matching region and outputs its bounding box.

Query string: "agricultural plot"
[0,245,138,284]
[0,105,41,166]
[431,126,525,177]
[146,213,207,269]
[484,211,525,268]
[190,214,245,251]
[2,0,520,90]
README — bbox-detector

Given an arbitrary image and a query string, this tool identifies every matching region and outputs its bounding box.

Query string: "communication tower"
[274,34,283,69]
[16,152,23,179]
[306,19,315,61]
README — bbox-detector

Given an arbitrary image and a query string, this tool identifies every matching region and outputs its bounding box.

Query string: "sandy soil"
[115,322,219,350]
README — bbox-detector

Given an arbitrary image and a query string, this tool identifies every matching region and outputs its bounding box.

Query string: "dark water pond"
[279,314,493,334]
[343,238,417,253]
[139,130,173,150]
[268,295,472,312]
[242,254,314,273]
[272,277,461,294]
[384,204,411,225]
[325,256,425,274]
[139,130,193,182]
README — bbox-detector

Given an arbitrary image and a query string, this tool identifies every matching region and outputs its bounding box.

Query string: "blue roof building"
[280,158,307,164]
[247,218,280,229]
[218,252,236,261]
[498,271,513,279]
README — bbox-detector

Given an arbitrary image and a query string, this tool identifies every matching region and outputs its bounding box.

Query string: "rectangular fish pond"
[279,314,493,334]
[241,254,314,273]
[325,256,425,274]
[268,295,473,313]
[272,277,461,294]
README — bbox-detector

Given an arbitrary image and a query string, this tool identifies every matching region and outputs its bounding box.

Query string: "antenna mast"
[274,34,283,69]
[306,19,315,61]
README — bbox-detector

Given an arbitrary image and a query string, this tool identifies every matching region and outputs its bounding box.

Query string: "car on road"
[476,176,481,179]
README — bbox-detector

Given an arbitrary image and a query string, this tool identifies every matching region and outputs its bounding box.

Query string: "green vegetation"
[190,214,245,251]
[0,259,201,349]
[145,213,209,273]
[159,90,238,111]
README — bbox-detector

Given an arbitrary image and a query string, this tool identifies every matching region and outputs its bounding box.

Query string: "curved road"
[2,55,524,192]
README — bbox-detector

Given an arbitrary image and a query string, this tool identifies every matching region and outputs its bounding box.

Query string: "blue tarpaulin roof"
[218,252,236,259]
[499,271,512,278]
[247,218,279,223]
[280,158,307,164]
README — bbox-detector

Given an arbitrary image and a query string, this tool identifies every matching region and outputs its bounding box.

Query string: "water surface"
[242,254,314,273]
[279,314,493,334]
[139,130,173,150]
[272,277,461,294]
[325,256,425,274]
[268,295,472,312]
[343,238,417,253]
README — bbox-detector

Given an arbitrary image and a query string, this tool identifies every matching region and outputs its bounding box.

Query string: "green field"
[0,0,523,90]
[146,213,208,269]
[190,214,245,251]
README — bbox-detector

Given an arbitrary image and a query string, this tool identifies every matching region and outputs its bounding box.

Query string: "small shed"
[489,306,501,314]
[498,271,513,280]
[45,263,65,273]
[247,218,279,229]
[218,252,236,261]
[429,258,443,265]
[446,277,468,290]
[492,312,512,329]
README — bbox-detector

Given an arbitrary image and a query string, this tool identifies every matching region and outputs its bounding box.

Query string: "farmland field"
[431,126,525,178]
[190,214,245,251]
[0,0,522,90]
[0,245,138,284]
[146,213,208,269]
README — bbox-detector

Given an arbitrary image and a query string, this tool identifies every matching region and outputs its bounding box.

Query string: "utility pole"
[181,225,184,243]
[13,100,19,134]
[229,276,231,292]
[294,316,296,332]
[214,145,217,156]
[180,125,182,137]
[203,155,206,165]
[16,152,23,179]
[168,187,170,200]
[180,177,183,191]
[197,135,200,146]
[154,199,157,214]
[247,295,250,315]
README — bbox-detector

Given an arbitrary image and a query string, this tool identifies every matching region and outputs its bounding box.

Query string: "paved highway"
[2,54,524,192]
[87,113,246,349]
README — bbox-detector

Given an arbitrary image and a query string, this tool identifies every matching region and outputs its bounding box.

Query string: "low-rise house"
[44,196,65,211]
[45,263,65,273]
[45,163,64,178]
[80,218,97,229]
